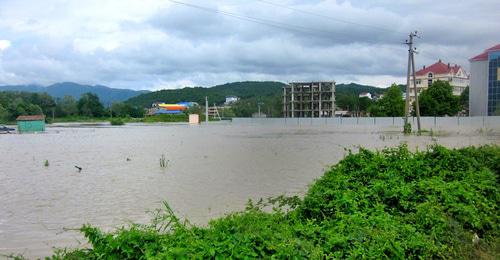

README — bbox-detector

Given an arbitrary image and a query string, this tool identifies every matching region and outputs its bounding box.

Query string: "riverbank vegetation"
[48,144,499,259]
[0,91,144,124]
[109,118,125,126]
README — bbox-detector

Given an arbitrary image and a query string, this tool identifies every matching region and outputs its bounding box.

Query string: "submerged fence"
[232,116,500,130]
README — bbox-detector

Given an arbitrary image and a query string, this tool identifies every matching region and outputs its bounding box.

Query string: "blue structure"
[488,51,500,115]
[154,110,182,115]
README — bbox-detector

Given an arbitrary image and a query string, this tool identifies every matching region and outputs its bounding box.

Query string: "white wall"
[469,60,488,116]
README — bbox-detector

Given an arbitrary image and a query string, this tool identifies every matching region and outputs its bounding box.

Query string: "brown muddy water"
[0,122,498,258]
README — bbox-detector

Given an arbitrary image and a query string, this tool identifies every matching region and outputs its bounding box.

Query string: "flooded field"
[0,122,498,258]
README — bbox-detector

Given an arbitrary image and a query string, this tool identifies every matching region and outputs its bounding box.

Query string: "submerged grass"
[109,118,125,126]
[48,144,499,259]
[159,154,169,168]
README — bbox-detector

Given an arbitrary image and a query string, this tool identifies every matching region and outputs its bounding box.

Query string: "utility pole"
[404,31,421,134]
[205,96,208,123]
[257,101,263,118]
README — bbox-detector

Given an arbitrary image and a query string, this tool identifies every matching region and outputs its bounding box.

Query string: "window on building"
[428,79,432,86]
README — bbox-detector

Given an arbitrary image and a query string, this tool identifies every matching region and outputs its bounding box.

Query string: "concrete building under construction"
[283,81,335,117]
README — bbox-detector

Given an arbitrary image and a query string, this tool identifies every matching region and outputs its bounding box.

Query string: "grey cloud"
[0,0,498,89]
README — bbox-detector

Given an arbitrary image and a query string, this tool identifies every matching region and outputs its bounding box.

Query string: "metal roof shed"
[16,115,46,133]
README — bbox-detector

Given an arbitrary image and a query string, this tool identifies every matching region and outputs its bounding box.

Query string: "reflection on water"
[0,123,497,258]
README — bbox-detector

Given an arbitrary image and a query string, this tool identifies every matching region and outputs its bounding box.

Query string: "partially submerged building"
[283,81,335,118]
[469,44,500,116]
[16,115,45,133]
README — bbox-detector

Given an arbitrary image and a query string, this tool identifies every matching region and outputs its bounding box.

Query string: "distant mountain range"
[126,81,389,108]
[0,82,148,105]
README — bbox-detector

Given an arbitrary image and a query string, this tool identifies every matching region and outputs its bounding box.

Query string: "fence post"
[373,117,376,125]
[340,117,343,125]
[434,116,437,127]
[482,116,485,127]
[392,117,394,125]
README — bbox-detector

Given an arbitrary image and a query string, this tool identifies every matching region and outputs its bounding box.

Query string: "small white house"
[225,96,239,105]
[359,92,372,100]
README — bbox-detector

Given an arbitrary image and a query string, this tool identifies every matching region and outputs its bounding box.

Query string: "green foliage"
[126,81,287,108]
[110,118,125,126]
[404,122,412,134]
[111,102,144,118]
[51,145,499,259]
[55,96,78,117]
[159,154,169,168]
[231,95,283,117]
[0,91,54,121]
[417,80,461,116]
[369,84,405,117]
[77,92,105,117]
[460,86,469,114]
[0,104,8,123]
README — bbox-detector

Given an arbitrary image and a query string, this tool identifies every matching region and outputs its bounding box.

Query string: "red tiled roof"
[470,44,500,61]
[415,60,463,76]
[16,115,45,121]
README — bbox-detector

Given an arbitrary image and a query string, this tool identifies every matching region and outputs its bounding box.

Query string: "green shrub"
[404,122,412,134]
[49,145,499,259]
[110,118,125,126]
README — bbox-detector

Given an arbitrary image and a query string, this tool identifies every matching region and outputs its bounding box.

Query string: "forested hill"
[125,81,287,107]
[126,81,389,108]
[336,83,387,95]
[0,82,148,105]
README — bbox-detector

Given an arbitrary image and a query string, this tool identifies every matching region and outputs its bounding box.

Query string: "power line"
[166,0,404,45]
[255,0,407,35]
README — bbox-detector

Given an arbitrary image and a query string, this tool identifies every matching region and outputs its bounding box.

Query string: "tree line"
[337,80,468,117]
[0,91,144,123]
[206,81,467,118]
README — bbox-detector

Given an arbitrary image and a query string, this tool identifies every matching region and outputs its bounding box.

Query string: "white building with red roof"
[409,59,469,103]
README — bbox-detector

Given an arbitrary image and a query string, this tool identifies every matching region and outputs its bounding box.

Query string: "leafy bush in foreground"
[109,118,125,126]
[50,145,499,259]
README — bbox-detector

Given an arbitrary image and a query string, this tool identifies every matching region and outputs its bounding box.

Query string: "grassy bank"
[44,145,499,259]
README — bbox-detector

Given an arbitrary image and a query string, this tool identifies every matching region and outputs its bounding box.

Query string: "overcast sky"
[0,0,499,90]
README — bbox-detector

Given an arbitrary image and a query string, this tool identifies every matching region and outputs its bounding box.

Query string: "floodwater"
[0,122,498,258]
